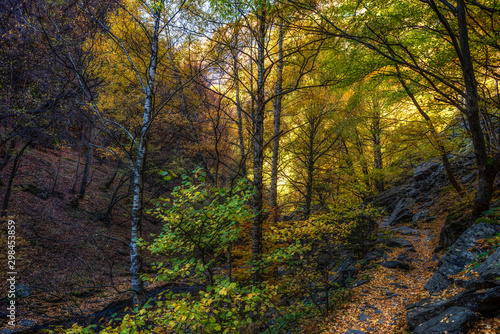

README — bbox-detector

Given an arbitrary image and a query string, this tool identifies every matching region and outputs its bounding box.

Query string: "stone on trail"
[358,313,370,322]
[379,238,413,248]
[394,226,420,235]
[344,330,365,334]
[381,260,410,270]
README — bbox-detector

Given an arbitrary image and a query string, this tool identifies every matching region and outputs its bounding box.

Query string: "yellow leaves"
[219,287,228,296]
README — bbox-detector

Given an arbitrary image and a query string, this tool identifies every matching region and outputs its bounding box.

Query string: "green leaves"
[145,277,276,333]
[149,169,252,284]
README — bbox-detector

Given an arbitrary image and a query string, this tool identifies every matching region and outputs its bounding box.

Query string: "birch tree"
[38,0,210,306]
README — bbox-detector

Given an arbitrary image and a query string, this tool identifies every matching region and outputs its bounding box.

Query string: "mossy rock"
[475,217,498,224]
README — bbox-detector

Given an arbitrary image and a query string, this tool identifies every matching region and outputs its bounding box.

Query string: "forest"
[1,0,500,333]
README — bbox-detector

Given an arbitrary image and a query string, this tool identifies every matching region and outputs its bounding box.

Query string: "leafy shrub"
[145,167,252,287]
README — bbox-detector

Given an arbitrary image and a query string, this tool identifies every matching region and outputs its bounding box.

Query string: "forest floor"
[2,147,500,333]
[0,147,167,333]
[322,195,500,334]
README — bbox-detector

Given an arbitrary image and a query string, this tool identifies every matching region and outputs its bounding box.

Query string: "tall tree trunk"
[233,41,247,179]
[456,0,493,218]
[372,110,384,192]
[305,119,315,219]
[270,21,284,224]
[251,5,266,284]
[70,152,81,194]
[354,129,370,188]
[129,7,161,307]
[0,140,16,174]
[130,154,145,307]
[103,170,118,191]
[2,142,29,217]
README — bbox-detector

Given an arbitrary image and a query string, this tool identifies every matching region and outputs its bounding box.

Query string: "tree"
[295,0,500,219]
[207,1,327,281]
[283,88,342,217]
[0,0,85,216]
[37,0,215,306]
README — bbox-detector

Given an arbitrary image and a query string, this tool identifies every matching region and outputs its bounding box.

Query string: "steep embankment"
[0,147,165,333]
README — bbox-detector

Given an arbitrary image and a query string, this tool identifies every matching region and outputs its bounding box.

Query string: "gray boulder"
[456,248,500,290]
[461,171,477,185]
[413,161,440,182]
[425,223,500,294]
[394,226,420,235]
[477,247,500,285]
[412,210,429,222]
[413,306,476,334]
[366,185,409,214]
[381,260,410,270]
[359,313,370,322]
[350,279,370,288]
[379,238,413,248]
[387,198,415,225]
[439,214,471,248]
[329,256,357,287]
[407,286,500,330]
[363,249,386,263]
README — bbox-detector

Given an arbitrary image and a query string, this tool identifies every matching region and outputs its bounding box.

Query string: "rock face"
[387,198,415,225]
[329,256,358,288]
[407,286,500,330]
[394,226,419,235]
[365,185,409,214]
[412,306,476,334]
[15,283,33,298]
[477,247,500,284]
[425,223,500,295]
[408,222,500,332]
[412,210,428,222]
[439,212,471,248]
[413,161,440,182]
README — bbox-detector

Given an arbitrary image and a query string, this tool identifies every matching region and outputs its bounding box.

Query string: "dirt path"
[324,216,442,333]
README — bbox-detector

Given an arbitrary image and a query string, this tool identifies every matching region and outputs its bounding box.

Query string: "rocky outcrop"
[365,185,409,214]
[366,161,447,222]
[410,162,448,204]
[407,222,500,332]
[329,256,358,288]
[439,212,472,248]
[476,247,500,284]
[425,223,500,295]
[412,306,476,334]
[407,286,500,331]
[394,226,419,235]
[413,161,440,182]
[386,198,415,225]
